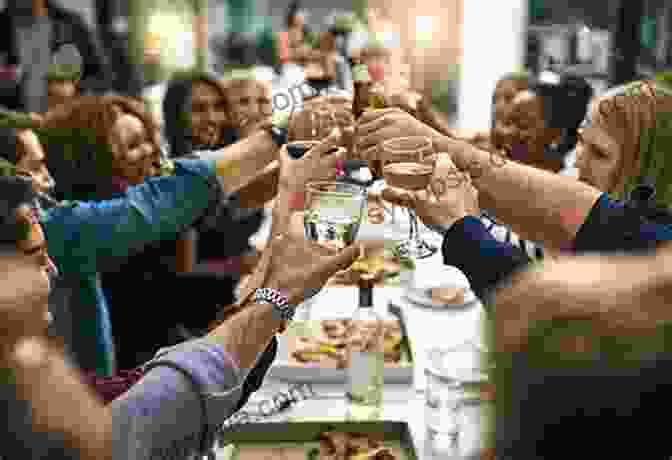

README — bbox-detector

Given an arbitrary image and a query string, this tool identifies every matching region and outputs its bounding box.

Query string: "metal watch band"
[253,288,295,321]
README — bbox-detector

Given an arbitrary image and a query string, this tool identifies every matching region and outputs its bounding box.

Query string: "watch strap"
[253,288,295,322]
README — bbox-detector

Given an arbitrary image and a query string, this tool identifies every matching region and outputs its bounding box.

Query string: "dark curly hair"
[531,72,594,160]
[37,95,160,201]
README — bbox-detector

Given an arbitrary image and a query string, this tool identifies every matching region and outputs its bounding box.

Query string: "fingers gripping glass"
[380,136,438,259]
[293,181,366,321]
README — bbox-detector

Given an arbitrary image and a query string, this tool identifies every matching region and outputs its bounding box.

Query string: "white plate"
[403,287,477,310]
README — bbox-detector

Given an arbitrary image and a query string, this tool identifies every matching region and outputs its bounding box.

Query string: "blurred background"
[10,0,668,130]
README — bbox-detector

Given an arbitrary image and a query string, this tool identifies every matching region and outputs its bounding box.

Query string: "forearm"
[235,161,280,209]
[199,129,278,195]
[206,302,283,376]
[3,338,111,460]
[434,137,601,248]
[269,187,296,240]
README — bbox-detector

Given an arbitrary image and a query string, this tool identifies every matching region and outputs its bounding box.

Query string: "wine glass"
[291,181,366,322]
[304,181,367,251]
[380,136,437,259]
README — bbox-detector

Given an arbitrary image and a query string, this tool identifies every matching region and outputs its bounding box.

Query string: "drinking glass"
[304,181,367,251]
[292,181,367,321]
[380,136,437,259]
[425,343,489,456]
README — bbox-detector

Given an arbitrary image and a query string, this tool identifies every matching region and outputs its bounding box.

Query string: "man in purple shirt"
[0,135,359,459]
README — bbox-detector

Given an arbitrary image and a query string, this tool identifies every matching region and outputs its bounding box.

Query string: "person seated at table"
[490,72,531,147]
[0,138,362,459]
[0,95,325,376]
[479,72,592,260]
[362,79,672,300]
[491,247,672,459]
[223,77,274,140]
[409,71,531,150]
[495,72,593,174]
[100,73,266,370]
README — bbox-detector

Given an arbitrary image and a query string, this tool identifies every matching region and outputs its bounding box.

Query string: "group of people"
[2,1,672,459]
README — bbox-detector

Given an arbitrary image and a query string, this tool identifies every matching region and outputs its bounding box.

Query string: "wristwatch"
[253,287,295,322]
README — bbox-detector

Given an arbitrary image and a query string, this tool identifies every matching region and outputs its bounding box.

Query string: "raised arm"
[434,135,602,248]
[42,159,219,275]
[357,109,601,249]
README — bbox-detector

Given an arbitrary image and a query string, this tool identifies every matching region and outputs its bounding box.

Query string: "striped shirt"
[480,212,544,261]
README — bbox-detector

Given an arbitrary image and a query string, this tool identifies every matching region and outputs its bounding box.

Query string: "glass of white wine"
[304,181,367,251]
[291,181,367,323]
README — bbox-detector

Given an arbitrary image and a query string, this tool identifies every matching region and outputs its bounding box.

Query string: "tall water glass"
[425,344,489,456]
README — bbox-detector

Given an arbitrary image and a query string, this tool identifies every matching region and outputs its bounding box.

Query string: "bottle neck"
[358,284,373,308]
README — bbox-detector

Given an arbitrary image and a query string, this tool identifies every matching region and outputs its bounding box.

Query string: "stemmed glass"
[380,136,437,259]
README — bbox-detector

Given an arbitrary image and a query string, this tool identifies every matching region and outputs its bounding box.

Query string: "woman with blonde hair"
[366,79,672,298]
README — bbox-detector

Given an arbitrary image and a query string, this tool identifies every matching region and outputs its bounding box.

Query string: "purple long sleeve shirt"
[112,339,243,460]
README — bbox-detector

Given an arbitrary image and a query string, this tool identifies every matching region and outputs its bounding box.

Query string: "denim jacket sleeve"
[42,159,218,275]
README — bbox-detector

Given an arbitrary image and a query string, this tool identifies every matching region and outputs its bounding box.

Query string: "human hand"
[381,154,479,229]
[355,108,442,161]
[238,233,373,308]
[278,128,346,192]
[289,102,354,143]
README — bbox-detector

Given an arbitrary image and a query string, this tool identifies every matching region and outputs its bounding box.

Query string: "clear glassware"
[380,136,437,259]
[304,181,367,251]
[424,344,488,457]
[297,181,367,320]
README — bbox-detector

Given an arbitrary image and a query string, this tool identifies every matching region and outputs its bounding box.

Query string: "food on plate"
[290,320,405,368]
[430,286,466,304]
[334,244,401,285]
[317,432,397,460]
